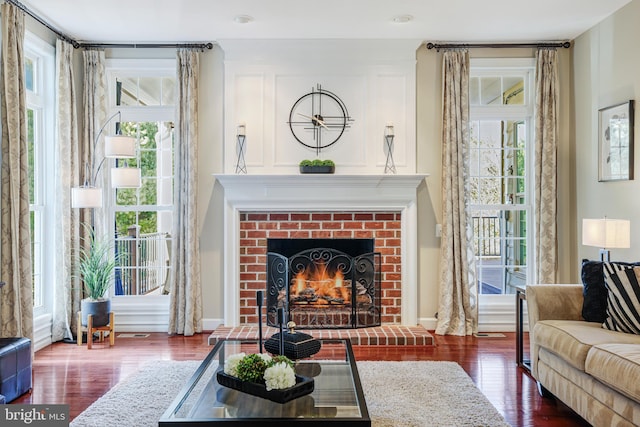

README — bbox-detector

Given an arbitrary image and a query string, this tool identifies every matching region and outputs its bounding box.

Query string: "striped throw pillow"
[603,262,640,334]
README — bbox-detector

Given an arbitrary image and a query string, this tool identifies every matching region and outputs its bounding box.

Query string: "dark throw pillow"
[581,259,640,323]
[581,259,607,323]
[603,262,640,335]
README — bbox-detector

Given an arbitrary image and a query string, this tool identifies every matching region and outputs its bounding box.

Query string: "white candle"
[385,123,395,137]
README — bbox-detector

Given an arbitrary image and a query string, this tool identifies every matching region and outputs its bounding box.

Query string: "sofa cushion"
[581,260,640,323]
[603,263,640,334]
[586,343,640,402]
[533,320,640,371]
[581,259,608,323]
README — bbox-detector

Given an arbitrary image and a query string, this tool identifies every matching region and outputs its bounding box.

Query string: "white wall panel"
[375,73,412,169]
[221,39,419,175]
[225,73,266,172]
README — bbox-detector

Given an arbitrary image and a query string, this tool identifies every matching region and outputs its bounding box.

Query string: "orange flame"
[291,261,350,304]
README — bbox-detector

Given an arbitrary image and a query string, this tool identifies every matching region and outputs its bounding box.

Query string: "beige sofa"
[527,284,640,427]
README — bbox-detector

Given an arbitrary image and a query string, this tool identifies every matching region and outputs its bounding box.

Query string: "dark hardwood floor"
[13,331,590,426]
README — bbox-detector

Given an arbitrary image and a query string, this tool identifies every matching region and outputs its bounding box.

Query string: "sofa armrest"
[526,284,584,379]
[526,284,584,326]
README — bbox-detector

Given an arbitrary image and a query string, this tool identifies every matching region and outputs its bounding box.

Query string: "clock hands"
[297,113,329,130]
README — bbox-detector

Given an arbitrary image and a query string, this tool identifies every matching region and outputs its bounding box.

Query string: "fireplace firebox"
[266,238,381,329]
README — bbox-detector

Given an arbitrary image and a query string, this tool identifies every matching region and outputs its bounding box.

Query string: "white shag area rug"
[71,360,510,427]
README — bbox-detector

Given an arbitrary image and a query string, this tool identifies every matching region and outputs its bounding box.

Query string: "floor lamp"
[72,111,142,209]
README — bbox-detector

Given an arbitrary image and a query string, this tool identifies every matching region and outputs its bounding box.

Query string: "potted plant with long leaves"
[76,224,121,328]
[299,159,335,174]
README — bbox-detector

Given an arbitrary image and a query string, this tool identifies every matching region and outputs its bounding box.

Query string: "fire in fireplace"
[266,238,381,329]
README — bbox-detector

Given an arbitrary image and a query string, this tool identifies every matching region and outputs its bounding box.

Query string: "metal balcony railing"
[115,226,171,296]
[472,216,501,257]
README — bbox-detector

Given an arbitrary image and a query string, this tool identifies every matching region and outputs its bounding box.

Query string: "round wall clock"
[288,84,354,155]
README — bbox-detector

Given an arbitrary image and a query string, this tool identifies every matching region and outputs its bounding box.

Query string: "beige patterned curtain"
[435,49,477,336]
[81,49,107,235]
[534,48,558,284]
[169,49,202,336]
[0,3,33,339]
[52,39,81,342]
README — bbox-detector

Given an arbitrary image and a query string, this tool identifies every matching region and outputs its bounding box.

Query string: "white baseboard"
[420,295,528,333]
[34,294,528,350]
[202,318,224,332]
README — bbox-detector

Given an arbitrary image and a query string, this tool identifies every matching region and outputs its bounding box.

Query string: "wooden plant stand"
[77,311,115,349]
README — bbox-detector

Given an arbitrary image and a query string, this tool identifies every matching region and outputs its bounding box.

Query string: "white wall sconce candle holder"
[235,123,247,174]
[384,123,396,174]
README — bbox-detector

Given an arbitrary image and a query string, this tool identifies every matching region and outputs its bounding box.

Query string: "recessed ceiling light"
[234,15,254,24]
[392,15,413,23]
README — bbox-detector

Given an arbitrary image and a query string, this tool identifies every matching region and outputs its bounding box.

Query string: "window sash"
[470,58,534,295]
[106,59,175,298]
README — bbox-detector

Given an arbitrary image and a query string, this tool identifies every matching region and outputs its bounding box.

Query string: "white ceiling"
[20,0,632,44]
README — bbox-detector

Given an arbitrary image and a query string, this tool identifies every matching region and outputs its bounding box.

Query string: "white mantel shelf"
[214,173,428,327]
[214,174,428,209]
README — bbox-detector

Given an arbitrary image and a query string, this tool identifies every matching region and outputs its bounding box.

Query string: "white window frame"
[470,58,535,308]
[25,32,55,320]
[105,58,175,308]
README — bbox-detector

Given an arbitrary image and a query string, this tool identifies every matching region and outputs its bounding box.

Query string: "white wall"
[574,0,640,264]
[218,39,419,174]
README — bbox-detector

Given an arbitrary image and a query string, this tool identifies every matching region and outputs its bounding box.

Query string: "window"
[25,33,55,316]
[106,60,175,297]
[469,58,534,295]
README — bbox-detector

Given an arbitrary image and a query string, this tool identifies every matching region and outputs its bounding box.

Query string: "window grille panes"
[480,77,501,105]
[25,57,34,91]
[470,75,526,106]
[473,209,528,294]
[117,76,175,106]
[27,109,36,204]
[503,77,525,105]
[470,118,529,294]
[114,120,174,296]
[25,34,53,313]
[27,108,43,308]
[469,59,533,295]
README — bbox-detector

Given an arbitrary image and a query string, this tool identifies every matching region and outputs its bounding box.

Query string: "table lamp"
[582,218,630,261]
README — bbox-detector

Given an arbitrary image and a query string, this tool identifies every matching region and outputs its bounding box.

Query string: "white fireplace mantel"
[214,174,428,326]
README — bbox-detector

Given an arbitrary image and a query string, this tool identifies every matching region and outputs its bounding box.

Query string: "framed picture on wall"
[598,100,634,181]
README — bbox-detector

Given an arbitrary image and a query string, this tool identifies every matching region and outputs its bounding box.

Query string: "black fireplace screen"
[266,245,381,329]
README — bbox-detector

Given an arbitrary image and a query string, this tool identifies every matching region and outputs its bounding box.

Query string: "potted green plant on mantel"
[299,159,335,174]
[76,225,121,328]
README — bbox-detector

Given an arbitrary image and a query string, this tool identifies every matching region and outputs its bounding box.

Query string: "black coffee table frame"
[160,339,370,426]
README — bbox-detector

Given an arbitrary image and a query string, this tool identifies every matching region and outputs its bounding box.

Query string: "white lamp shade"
[111,167,141,188]
[582,218,631,249]
[71,187,103,208]
[104,135,136,158]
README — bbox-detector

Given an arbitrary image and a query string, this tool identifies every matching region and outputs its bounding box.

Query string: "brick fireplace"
[239,212,400,325]
[215,174,426,327]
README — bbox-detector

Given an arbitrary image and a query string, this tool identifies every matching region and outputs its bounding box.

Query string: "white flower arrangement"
[223,352,246,377]
[224,352,296,390]
[264,361,296,391]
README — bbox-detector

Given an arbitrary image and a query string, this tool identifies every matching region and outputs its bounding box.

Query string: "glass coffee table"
[160,339,371,426]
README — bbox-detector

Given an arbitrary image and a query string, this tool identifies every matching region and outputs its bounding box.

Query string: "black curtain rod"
[79,42,214,50]
[5,0,80,47]
[426,41,571,51]
[4,0,213,50]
